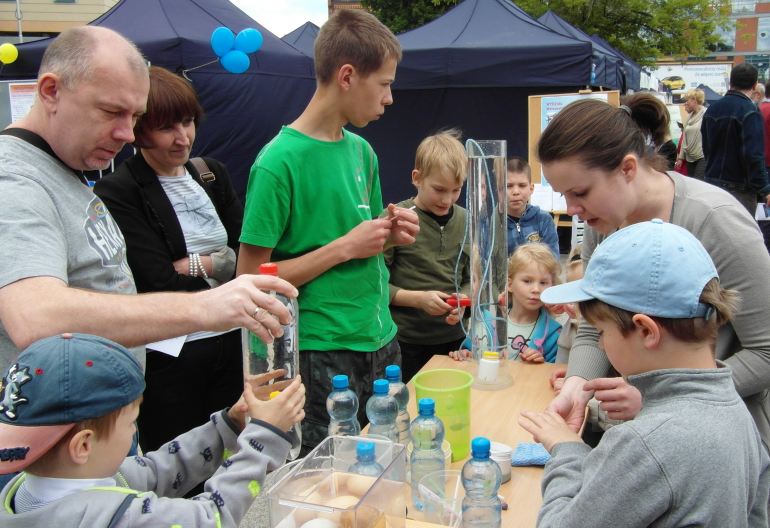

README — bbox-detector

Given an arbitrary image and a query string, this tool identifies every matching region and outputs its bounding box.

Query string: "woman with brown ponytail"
[539,93,770,453]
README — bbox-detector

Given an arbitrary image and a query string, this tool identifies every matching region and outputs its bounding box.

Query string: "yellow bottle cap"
[270,391,281,399]
[482,351,499,360]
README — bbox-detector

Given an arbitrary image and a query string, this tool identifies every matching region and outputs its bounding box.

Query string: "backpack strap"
[189,157,216,183]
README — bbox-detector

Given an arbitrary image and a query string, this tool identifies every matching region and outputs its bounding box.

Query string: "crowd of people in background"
[1,8,770,528]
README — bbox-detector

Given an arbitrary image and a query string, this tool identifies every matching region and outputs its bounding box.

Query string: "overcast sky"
[230,0,329,38]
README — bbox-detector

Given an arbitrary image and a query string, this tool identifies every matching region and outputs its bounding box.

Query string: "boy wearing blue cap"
[0,333,305,527]
[520,219,770,527]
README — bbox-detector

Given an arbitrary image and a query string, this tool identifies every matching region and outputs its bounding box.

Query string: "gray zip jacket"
[539,364,770,527]
[567,171,770,451]
[0,410,290,527]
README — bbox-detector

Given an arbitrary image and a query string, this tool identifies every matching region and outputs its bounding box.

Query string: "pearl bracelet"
[197,253,208,279]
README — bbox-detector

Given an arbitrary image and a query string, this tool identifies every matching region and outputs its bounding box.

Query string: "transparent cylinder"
[466,140,512,391]
[242,292,301,459]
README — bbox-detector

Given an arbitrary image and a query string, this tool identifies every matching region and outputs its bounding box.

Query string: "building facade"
[0,0,117,41]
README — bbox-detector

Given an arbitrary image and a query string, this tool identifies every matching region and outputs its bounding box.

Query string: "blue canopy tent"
[353,0,594,203]
[590,33,643,92]
[282,21,319,57]
[0,0,316,202]
[537,10,623,90]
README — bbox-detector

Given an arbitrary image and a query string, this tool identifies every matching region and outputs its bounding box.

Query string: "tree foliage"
[362,0,733,66]
[360,0,460,35]
[515,0,733,66]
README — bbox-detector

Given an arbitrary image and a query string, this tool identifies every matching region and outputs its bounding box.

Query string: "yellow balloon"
[0,43,18,65]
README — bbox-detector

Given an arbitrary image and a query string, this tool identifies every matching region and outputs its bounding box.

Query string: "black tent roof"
[394,0,593,89]
[282,21,319,58]
[697,83,722,103]
[537,11,623,90]
[0,0,317,202]
[589,33,642,91]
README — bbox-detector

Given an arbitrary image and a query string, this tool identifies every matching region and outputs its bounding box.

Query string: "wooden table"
[402,356,563,528]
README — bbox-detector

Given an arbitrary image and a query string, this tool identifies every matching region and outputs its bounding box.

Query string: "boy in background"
[237,10,419,452]
[520,220,770,527]
[384,129,470,382]
[506,157,559,258]
[0,333,305,527]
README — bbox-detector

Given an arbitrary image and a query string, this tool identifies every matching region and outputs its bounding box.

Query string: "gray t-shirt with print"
[0,135,144,369]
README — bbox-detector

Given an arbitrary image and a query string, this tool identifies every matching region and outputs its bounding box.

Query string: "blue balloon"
[211,27,235,57]
[221,50,250,74]
[234,28,263,54]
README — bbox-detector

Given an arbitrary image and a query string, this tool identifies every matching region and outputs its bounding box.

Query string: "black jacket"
[93,153,243,294]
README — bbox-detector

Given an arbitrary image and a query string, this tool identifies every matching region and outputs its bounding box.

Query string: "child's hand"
[228,370,292,430]
[518,410,584,453]
[445,294,468,325]
[449,348,471,361]
[242,376,306,433]
[549,367,567,395]
[519,345,545,363]
[416,291,454,316]
[385,203,420,248]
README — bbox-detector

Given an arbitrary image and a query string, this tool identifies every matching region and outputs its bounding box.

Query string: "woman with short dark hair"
[94,66,244,454]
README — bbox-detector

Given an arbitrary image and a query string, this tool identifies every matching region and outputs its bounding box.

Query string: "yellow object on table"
[404,356,564,528]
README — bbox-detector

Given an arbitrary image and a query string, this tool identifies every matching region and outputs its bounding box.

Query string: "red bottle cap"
[259,263,279,277]
[447,297,471,307]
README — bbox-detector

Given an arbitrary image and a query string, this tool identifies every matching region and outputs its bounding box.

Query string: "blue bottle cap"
[332,375,349,389]
[418,398,435,413]
[373,379,389,393]
[471,437,491,458]
[385,365,401,381]
[357,441,375,458]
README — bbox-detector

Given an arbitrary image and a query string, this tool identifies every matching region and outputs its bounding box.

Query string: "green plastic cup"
[412,369,473,461]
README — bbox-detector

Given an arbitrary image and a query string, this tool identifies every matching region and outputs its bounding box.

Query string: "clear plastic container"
[267,436,407,528]
[366,379,399,442]
[466,139,512,392]
[243,262,301,460]
[386,365,411,445]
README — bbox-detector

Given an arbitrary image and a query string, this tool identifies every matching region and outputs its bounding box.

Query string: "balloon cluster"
[0,43,18,65]
[211,27,262,74]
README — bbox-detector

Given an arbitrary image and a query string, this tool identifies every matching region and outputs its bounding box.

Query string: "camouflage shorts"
[298,338,401,456]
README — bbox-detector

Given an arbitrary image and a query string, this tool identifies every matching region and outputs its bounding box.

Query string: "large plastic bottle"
[461,437,502,528]
[365,379,399,441]
[409,398,445,509]
[242,262,301,460]
[351,441,385,477]
[327,375,361,437]
[385,365,410,445]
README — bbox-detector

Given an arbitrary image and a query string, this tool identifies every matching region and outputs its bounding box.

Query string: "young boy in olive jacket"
[384,130,470,382]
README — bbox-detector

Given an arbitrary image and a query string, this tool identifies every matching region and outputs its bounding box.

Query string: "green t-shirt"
[240,126,396,352]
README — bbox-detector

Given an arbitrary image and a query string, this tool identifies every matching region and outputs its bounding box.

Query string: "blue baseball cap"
[541,219,718,318]
[0,333,145,474]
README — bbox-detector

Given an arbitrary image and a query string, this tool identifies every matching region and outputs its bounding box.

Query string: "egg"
[346,474,377,497]
[300,519,339,528]
[294,491,326,525]
[318,495,360,524]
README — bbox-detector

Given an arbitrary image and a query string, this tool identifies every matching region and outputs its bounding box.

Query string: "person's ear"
[412,170,421,189]
[337,64,354,92]
[68,429,93,466]
[528,183,534,193]
[619,154,638,183]
[632,314,660,350]
[37,73,62,113]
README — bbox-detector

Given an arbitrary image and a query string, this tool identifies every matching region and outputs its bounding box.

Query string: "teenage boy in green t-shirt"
[237,9,419,452]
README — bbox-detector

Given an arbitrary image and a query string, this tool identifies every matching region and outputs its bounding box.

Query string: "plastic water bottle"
[351,441,384,477]
[461,437,502,528]
[242,262,300,460]
[327,375,361,437]
[366,379,398,441]
[409,398,445,509]
[385,365,410,445]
